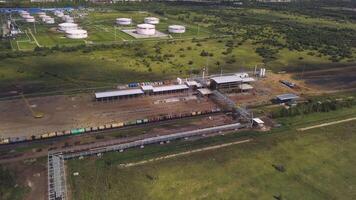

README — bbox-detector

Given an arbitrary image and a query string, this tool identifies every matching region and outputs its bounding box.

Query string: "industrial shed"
[210,75,243,91]
[239,84,254,92]
[152,84,189,94]
[275,93,299,103]
[95,89,144,101]
[197,88,213,96]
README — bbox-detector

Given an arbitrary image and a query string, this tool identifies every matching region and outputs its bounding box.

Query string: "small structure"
[197,88,213,96]
[252,118,264,128]
[144,17,159,24]
[185,80,202,89]
[275,93,299,104]
[95,89,144,101]
[239,83,254,92]
[136,24,155,35]
[168,25,186,33]
[116,18,132,25]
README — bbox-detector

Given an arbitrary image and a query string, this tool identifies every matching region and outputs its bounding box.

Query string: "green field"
[1,4,355,97]
[67,106,356,200]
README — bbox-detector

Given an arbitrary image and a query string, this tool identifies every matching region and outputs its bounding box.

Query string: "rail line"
[47,122,245,200]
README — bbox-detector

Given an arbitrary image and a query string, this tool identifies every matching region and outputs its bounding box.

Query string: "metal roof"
[95,89,143,99]
[210,75,243,84]
[197,88,213,95]
[242,77,255,83]
[252,118,264,124]
[276,93,299,101]
[239,84,254,90]
[153,84,189,93]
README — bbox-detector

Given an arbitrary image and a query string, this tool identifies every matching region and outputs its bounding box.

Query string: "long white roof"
[95,89,143,99]
[153,84,188,93]
[210,75,243,84]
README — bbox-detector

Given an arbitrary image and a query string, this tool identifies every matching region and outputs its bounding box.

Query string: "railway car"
[105,124,112,129]
[41,133,49,138]
[99,126,105,130]
[56,131,64,137]
[48,132,56,138]
[85,127,92,132]
[64,130,71,135]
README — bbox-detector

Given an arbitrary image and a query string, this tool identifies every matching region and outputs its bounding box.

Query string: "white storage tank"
[168,25,186,33]
[144,17,159,25]
[54,10,64,17]
[41,15,50,22]
[45,17,55,24]
[65,29,88,39]
[24,16,35,23]
[136,24,155,35]
[21,12,30,18]
[37,12,46,18]
[58,22,78,32]
[116,18,132,25]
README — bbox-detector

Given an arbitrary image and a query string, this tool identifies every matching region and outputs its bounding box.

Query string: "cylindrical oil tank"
[58,22,78,32]
[65,29,88,39]
[136,23,155,35]
[116,18,132,25]
[144,17,159,24]
[168,25,186,33]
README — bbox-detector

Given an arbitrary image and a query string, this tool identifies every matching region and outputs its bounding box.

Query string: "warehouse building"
[210,75,243,91]
[95,89,144,101]
[275,93,299,104]
[152,84,189,94]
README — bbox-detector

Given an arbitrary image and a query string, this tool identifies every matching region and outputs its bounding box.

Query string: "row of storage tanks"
[116,17,186,35]
[19,10,55,24]
[0,108,221,145]
[18,10,86,39]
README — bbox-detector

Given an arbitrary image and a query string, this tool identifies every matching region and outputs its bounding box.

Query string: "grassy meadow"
[67,106,356,200]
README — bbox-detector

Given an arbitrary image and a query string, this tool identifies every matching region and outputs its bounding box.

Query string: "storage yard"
[0,92,218,139]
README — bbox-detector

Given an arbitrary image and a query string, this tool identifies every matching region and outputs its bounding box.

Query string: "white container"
[116,18,132,25]
[45,18,55,24]
[144,17,159,25]
[66,29,88,39]
[58,22,78,32]
[136,23,155,35]
[168,25,186,33]
[24,16,35,23]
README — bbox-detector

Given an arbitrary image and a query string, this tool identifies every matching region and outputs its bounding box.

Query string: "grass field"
[67,106,356,200]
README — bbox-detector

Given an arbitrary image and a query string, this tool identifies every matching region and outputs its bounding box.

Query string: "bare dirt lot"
[0,92,218,138]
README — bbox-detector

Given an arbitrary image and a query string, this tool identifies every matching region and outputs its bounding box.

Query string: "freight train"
[0,109,221,145]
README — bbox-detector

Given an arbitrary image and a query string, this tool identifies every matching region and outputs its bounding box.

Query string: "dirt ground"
[228,71,315,106]
[0,92,218,138]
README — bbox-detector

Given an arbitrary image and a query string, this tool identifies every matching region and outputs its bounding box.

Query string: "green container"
[71,128,85,135]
